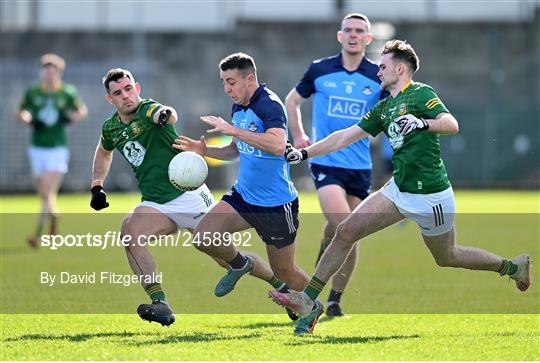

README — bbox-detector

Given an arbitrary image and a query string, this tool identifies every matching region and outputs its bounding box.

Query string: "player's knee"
[324,221,339,237]
[334,222,357,247]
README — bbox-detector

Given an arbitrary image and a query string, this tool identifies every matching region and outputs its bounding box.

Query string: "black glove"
[157,109,172,128]
[284,141,308,164]
[31,118,47,130]
[90,186,109,211]
[394,114,429,136]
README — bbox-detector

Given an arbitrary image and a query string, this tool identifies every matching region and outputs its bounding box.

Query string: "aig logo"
[328,96,366,119]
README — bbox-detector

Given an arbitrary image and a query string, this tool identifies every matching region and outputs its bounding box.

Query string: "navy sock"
[228,252,248,270]
[328,290,343,304]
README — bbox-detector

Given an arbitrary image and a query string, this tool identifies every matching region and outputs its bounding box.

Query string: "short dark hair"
[342,13,371,32]
[40,53,65,72]
[382,40,420,74]
[102,68,134,93]
[219,52,257,77]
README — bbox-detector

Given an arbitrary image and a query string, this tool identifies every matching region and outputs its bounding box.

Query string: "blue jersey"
[231,84,298,207]
[296,54,385,170]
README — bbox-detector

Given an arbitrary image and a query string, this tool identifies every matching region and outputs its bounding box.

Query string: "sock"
[278,284,290,293]
[304,276,326,301]
[34,223,43,238]
[328,289,343,304]
[227,252,249,270]
[49,214,58,235]
[145,283,166,302]
[497,259,518,276]
[267,275,287,291]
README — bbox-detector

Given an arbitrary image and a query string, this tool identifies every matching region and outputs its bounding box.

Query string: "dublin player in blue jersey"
[285,13,386,316]
[174,53,321,334]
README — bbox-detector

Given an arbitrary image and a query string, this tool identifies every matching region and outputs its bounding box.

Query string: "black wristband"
[301,149,308,160]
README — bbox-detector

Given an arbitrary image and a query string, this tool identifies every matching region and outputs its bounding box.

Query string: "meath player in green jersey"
[17,53,87,248]
[90,68,215,326]
[270,40,531,332]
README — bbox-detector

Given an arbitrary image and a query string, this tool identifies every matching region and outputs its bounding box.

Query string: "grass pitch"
[1,190,539,360]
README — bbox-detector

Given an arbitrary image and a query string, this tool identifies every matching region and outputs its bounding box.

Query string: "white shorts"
[28,146,70,177]
[380,178,455,236]
[139,184,215,229]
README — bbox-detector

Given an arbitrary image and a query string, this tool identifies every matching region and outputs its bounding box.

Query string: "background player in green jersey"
[90,68,215,326]
[270,40,531,332]
[17,53,88,248]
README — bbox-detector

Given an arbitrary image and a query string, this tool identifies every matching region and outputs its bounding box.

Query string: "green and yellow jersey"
[19,83,84,148]
[100,99,183,204]
[358,81,451,194]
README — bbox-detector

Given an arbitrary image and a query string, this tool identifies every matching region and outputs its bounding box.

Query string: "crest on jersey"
[122,141,146,167]
[37,98,59,126]
[248,122,258,132]
[362,86,373,95]
[130,123,141,135]
[398,103,407,115]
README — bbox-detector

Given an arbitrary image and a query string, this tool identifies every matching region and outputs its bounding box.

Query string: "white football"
[168,151,208,191]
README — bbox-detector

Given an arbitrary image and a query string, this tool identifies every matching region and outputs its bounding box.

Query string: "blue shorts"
[221,188,299,249]
[309,163,371,200]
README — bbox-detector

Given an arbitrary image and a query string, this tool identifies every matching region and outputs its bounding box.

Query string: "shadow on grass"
[0,246,31,255]
[5,331,142,342]
[232,321,292,329]
[132,331,262,345]
[285,334,421,346]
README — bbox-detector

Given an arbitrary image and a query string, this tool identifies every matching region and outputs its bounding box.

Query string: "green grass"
[1,190,539,360]
[1,314,538,361]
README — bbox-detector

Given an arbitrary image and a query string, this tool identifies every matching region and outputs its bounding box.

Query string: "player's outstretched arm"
[90,143,113,211]
[305,124,368,158]
[200,115,285,156]
[173,135,239,160]
[285,89,311,148]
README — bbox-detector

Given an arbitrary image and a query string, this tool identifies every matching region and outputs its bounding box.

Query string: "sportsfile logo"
[328,96,367,120]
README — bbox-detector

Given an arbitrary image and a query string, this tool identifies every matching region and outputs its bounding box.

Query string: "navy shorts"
[309,163,371,200]
[221,188,299,249]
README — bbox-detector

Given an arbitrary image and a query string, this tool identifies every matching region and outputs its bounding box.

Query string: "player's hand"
[395,114,429,136]
[173,135,207,156]
[157,109,172,128]
[200,116,235,136]
[284,141,308,164]
[293,133,312,148]
[90,186,109,211]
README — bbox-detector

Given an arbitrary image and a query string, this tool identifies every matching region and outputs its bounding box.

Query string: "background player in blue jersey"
[285,13,385,316]
[175,53,322,334]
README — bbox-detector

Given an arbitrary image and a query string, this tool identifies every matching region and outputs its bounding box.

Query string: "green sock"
[34,223,43,238]
[267,275,286,290]
[145,283,166,302]
[497,259,518,276]
[304,276,326,301]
